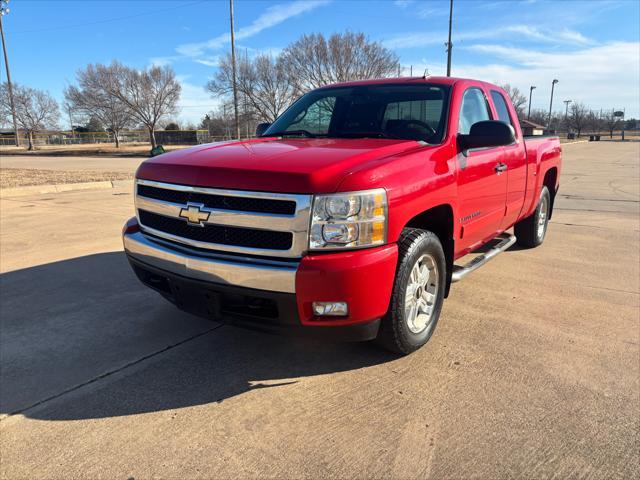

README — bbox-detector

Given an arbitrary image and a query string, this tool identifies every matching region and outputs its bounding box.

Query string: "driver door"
[456,87,508,253]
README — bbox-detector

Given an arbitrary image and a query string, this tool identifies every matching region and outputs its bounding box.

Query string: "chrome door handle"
[494,163,507,173]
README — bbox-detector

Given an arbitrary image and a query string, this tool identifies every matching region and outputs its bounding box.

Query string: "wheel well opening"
[405,204,454,297]
[543,167,558,218]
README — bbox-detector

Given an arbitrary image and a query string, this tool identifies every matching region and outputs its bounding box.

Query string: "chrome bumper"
[123,231,298,293]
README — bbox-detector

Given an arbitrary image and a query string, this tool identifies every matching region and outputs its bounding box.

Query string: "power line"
[10,1,205,34]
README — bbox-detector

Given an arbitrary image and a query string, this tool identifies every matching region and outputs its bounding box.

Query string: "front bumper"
[123,219,398,341]
[123,230,297,293]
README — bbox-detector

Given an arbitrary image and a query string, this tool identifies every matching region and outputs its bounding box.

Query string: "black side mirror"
[255,123,271,137]
[458,120,515,151]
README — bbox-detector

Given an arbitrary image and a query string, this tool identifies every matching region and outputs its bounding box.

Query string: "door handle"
[494,163,507,173]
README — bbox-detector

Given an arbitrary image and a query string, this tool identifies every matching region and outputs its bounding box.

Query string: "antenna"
[422,68,429,79]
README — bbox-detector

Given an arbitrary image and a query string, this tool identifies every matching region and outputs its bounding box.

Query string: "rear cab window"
[490,90,513,126]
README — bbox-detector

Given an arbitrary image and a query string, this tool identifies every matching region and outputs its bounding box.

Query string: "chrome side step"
[451,233,517,283]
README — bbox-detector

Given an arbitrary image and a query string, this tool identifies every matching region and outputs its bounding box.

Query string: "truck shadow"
[0,252,395,421]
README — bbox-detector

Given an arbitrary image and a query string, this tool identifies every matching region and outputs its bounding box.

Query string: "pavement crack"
[0,325,223,421]
[581,285,640,296]
[550,221,610,229]
[559,195,639,203]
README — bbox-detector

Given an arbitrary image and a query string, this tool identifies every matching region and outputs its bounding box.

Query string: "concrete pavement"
[0,142,638,479]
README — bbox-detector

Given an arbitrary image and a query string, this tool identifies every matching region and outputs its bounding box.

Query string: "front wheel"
[515,186,551,248]
[377,228,446,355]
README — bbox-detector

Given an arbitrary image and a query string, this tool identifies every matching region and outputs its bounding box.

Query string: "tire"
[514,186,551,248]
[377,228,446,355]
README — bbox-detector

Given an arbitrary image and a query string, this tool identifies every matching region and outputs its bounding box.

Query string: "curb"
[0,179,133,198]
[561,140,589,145]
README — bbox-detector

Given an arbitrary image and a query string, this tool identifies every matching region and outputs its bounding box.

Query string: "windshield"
[264,83,451,144]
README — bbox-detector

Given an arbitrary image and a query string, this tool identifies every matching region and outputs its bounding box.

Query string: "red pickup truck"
[123,76,561,354]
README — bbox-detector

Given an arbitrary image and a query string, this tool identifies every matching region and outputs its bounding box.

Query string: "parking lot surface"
[1,142,638,479]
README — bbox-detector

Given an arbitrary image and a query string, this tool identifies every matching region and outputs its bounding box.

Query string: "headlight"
[310,189,387,250]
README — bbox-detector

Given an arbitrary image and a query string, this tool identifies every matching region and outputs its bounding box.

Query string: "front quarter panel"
[337,144,458,244]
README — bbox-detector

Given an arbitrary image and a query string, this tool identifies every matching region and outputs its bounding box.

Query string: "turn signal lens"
[122,217,139,235]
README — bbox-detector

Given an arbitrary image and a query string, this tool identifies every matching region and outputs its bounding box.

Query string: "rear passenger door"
[489,90,527,229]
[456,87,508,253]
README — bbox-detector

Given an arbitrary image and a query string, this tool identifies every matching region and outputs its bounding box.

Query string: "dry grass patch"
[0,168,133,188]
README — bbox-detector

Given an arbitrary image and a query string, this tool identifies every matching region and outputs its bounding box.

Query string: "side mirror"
[458,120,515,151]
[255,123,271,137]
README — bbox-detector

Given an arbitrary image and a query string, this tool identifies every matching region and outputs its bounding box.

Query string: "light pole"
[527,85,536,120]
[446,0,453,76]
[563,99,572,119]
[229,0,240,140]
[547,79,559,130]
[0,1,19,147]
[563,99,572,133]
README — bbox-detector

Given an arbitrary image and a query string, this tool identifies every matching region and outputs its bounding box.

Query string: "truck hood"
[136,137,422,193]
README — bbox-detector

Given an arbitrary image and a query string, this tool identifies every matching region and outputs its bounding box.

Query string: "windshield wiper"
[263,129,317,138]
[334,131,403,139]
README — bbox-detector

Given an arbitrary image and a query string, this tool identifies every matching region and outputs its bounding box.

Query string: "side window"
[287,97,336,135]
[490,90,513,126]
[458,88,491,135]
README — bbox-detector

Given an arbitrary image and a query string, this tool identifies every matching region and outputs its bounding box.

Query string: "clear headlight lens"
[310,189,387,250]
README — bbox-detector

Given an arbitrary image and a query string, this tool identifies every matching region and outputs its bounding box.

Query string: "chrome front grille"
[135,179,312,258]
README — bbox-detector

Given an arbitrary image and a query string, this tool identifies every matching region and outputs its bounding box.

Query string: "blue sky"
[2,0,639,126]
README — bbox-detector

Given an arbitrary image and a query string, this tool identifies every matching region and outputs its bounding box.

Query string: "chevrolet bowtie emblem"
[179,203,210,227]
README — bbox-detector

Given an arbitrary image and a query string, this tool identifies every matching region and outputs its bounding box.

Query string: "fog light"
[312,301,348,316]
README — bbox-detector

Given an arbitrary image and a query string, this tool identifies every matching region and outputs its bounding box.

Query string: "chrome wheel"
[405,254,439,334]
[537,193,549,239]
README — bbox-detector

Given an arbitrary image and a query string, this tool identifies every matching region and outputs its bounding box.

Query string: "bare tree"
[207,53,297,123]
[0,83,59,150]
[602,110,621,138]
[65,64,133,148]
[280,32,400,90]
[568,102,589,137]
[499,84,527,119]
[105,62,181,147]
[527,108,548,127]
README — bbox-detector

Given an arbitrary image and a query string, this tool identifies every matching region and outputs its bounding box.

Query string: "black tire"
[515,186,551,248]
[376,228,446,355]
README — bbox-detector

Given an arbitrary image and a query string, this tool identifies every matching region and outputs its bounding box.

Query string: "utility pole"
[527,85,536,120]
[547,79,558,130]
[229,0,240,140]
[0,1,20,147]
[68,105,75,141]
[446,0,453,76]
[244,48,249,138]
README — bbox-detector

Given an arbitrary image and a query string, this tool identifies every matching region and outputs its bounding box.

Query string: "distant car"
[123,76,562,354]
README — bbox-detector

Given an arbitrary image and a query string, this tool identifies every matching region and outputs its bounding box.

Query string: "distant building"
[520,119,545,136]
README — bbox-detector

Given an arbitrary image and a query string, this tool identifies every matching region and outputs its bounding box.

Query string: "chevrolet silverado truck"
[123,76,561,354]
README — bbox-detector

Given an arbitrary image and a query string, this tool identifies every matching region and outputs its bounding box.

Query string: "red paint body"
[135,77,562,327]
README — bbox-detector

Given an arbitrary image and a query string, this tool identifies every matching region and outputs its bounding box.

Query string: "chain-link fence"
[0,130,222,147]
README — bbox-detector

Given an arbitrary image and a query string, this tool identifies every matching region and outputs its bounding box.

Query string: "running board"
[451,233,517,283]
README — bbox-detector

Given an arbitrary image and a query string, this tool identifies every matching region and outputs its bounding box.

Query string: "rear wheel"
[377,228,446,355]
[515,186,551,248]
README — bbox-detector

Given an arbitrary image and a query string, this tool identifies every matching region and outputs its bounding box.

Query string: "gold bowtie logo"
[179,203,210,227]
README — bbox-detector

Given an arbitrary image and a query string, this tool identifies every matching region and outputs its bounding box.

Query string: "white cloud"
[149,56,181,67]
[194,56,220,67]
[406,41,640,117]
[384,25,593,49]
[175,76,221,125]
[176,0,330,58]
